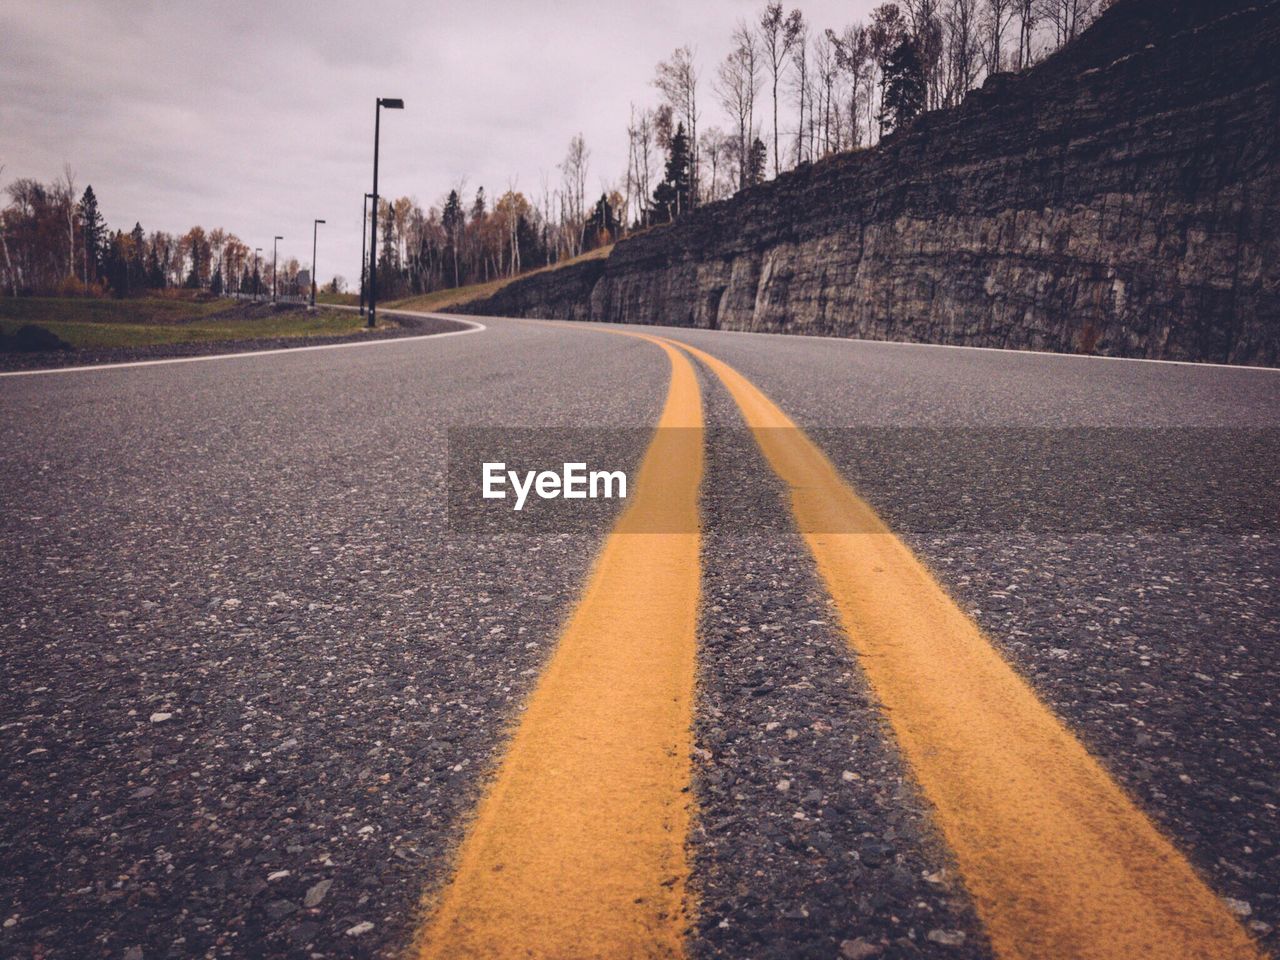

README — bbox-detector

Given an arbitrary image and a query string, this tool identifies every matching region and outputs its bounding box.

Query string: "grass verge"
[0,298,386,350]
[316,291,360,307]
[0,296,233,326]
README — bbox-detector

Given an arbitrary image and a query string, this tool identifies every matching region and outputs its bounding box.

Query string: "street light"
[272,236,283,304]
[359,192,373,317]
[254,248,262,301]
[311,219,326,307]
[368,96,404,328]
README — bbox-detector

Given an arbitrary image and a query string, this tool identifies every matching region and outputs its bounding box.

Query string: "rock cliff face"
[461,0,1280,365]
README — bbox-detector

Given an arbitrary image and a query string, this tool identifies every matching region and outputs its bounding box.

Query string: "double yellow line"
[414,328,1264,960]
[414,337,701,959]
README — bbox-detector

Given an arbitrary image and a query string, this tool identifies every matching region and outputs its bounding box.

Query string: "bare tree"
[759,2,804,176]
[559,134,590,257]
[1035,0,1097,47]
[537,170,555,259]
[980,0,1015,73]
[0,164,16,297]
[715,22,761,191]
[654,46,702,205]
[625,106,640,229]
[700,128,731,202]
[60,164,77,282]
[943,0,983,106]
[833,23,874,148]
[1015,0,1038,67]
[642,112,657,221]
[813,31,842,154]
[906,0,946,109]
[789,14,810,165]
[625,106,659,227]
[637,109,656,224]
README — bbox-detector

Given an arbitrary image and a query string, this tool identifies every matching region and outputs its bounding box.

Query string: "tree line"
[364,185,585,300]
[0,164,314,299]
[621,0,1112,225]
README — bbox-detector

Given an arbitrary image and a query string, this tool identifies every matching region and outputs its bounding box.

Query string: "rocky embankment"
[460,0,1279,365]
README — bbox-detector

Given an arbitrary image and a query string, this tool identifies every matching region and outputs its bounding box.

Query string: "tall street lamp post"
[272,235,283,304]
[311,219,326,307]
[254,248,262,301]
[368,97,403,328]
[359,192,372,317]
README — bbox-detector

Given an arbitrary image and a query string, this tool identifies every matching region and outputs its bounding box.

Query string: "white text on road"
[482,462,627,511]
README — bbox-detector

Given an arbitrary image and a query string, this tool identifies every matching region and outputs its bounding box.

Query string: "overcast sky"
[2,0,879,284]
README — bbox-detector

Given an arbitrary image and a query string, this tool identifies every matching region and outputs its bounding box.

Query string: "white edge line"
[0,309,485,378]
[478,313,1278,374]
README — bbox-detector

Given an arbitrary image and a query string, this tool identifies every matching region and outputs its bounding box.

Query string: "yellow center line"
[659,335,1263,960]
[413,334,702,960]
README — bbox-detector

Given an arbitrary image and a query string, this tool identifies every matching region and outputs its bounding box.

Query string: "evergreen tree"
[128,222,147,291]
[77,185,106,283]
[746,137,768,187]
[442,190,464,287]
[516,213,544,271]
[148,248,166,289]
[880,37,926,134]
[652,122,693,223]
[368,214,397,298]
[587,193,619,249]
[210,266,224,295]
[104,230,130,296]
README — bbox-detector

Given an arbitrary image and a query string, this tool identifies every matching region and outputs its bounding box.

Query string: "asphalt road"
[1,314,1276,959]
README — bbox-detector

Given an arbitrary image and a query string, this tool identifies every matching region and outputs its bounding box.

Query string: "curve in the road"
[0,309,484,378]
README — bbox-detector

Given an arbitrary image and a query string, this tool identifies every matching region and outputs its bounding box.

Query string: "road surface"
[2,313,1276,959]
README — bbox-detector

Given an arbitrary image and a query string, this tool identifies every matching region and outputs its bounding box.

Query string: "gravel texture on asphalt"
[3,316,1277,959]
[657,326,1280,952]
[690,377,989,960]
[0,309,464,372]
[0,321,662,959]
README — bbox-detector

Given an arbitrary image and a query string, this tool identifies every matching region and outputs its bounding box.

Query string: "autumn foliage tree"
[0,174,262,299]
